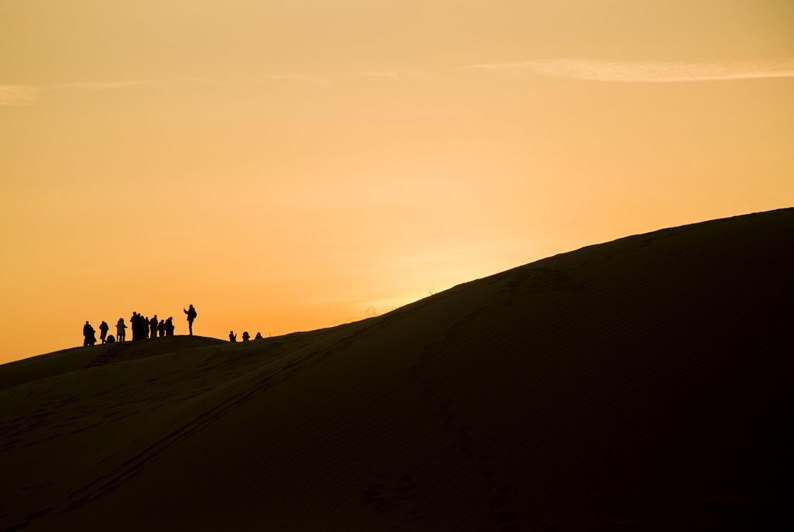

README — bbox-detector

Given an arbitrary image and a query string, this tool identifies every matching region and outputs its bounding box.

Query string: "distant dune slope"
[0,336,227,391]
[1,208,792,532]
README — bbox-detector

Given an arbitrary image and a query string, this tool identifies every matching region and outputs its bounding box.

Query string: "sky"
[1,0,793,363]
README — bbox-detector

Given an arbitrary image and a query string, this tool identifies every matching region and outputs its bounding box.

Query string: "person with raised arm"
[183,304,197,336]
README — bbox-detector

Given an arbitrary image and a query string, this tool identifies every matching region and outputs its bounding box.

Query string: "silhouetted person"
[117,318,127,342]
[131,312,140,341]
[99,321,109,344]
[106,334,116,344]
[143,316,149,339]
[229,331,237,342]
[83,321,96,347]
[158,320,165,337]
[254,332,263,340]
[149,315,158,339]
[133,312,147,341]
[165,317,175,336]
[184,304,197,336]
[242,331,250,342]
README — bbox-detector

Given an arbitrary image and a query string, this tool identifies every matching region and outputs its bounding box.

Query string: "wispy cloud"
[465,59,794,83]
[263,69,432,86]
[0,78,213,107]
[1,80,158,106]
[353,70,431,82]
[265,72,329,87]
[53,80,159,91]
[0,84,42,106]
[171,76,223,86]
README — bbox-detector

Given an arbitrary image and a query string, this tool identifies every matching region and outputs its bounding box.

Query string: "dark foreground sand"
[1,209,792,531]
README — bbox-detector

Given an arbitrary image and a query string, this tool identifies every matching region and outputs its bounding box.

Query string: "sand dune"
[1,208,792,531]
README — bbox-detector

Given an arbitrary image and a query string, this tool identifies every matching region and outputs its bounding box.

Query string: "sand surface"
[1,208,792,531]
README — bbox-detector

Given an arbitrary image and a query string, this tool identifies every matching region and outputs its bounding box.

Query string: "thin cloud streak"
[8,59,789,108]
[466,59,794,83]
[171,76,224,86]
[265,72,329,87]
[52,80,159,91]
[264,69,431,86]
[353,70,431,82]
[0,78,214,107]
[0,84,42,106]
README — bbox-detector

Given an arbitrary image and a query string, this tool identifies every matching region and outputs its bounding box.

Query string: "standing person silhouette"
[83,321,96,347]
[149,315,158,339]
[242,331,250,342]
[229,331,237,342]
[184,304,197,336]
[116,318,127,342]
[99,321,109,344]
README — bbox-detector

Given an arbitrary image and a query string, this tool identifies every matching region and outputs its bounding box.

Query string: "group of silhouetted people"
[83,304,199,347]
[229,331,263,342]
[82,304,268,347]
[128,313,176,341]
[83,320,118,346]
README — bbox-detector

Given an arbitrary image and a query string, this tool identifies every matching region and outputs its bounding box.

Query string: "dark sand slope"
[2,209,792,531]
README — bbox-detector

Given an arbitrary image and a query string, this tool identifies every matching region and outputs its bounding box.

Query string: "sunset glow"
[2,0,793,363]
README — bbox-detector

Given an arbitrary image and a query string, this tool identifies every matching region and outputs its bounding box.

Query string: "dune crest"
[1,208,792,531]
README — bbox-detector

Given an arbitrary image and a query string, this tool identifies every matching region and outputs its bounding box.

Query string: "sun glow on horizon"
[1,0,793,362]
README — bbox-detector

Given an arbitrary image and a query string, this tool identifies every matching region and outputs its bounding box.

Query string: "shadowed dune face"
[1,208,792,532]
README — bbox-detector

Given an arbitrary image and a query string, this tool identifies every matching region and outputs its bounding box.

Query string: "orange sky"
[2,0,793,363]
